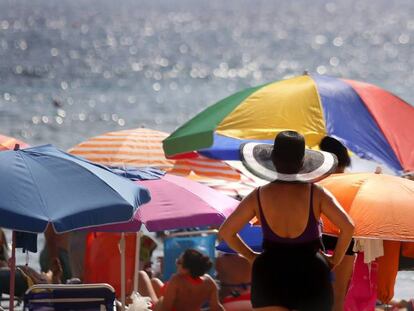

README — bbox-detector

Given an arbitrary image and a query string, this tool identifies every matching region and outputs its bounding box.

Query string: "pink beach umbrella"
[95,173,238,232]
[87,171,238,308]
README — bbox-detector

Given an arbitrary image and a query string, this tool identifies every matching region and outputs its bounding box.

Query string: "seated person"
[215,252,251,300]
[40,225,72,283]
[138,248,224,311]
[215,252,252,310]
[0,257,63,297]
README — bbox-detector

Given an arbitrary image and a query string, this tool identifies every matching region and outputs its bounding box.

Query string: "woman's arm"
[218,189,260,264]
[206,275,225,311]
[317,185,355,268]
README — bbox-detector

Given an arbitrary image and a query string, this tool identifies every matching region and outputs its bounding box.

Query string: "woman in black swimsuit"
[219,131,355,311]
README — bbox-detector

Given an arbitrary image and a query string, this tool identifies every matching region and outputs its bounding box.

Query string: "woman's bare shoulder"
[168,273,182,284]
[313,183,335,200]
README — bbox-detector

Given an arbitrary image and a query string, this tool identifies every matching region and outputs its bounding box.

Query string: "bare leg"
[137,271,158,302]
[332,254,356,311]
[151,278,164,298]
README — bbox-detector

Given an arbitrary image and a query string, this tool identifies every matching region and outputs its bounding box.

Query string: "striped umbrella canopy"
[0,134,29,150]
[163,74,414,174]
[69,128,241,181]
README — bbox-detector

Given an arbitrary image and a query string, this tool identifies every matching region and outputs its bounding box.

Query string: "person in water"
[319,136,356,311]
[219,130,355,311]
[138,248,224,311]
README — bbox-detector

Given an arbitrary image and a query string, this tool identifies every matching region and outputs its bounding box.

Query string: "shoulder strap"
[308,184,319,223]
[309,184,314,208]
[256,187,263,212]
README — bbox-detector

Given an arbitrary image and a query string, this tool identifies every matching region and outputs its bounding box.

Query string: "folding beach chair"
[162,230,217,281]
[0,266,29,309]
[23,283,116,311]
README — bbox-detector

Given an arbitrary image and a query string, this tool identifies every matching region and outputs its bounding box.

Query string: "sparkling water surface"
[1,0,414,149]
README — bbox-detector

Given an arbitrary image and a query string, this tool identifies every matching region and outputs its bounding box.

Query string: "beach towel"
[128,292,152,311]
[345,253,378,311]
[353,238,384,264]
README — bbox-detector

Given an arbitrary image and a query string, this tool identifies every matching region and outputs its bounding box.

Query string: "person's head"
[402,172,414,180]
[176,249,212,278]
[241,130,338,182]
[319,136,350,173]
[271,130,305,174]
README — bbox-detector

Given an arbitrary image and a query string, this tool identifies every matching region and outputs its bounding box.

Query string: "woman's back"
[251,182,333,310]
[169,274,216,311]
[257,182,321,242]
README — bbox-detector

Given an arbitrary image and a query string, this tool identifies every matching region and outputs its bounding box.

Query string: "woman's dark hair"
[181,249,212,278]
[271,131,305,174]
[319,136,351,168]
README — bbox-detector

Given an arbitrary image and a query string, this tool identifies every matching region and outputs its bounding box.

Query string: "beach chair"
[0,266,29,310]
[162,230,217,281]
[0,295,23,310]
[23,283,116,311]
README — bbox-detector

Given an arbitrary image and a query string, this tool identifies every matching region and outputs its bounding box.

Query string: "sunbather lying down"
[138,248,225,311]
[0,257,63,297]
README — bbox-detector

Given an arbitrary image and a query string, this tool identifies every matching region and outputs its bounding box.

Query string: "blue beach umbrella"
[0,144,151,310]
[216,224,263,253]
[0,144,150,233]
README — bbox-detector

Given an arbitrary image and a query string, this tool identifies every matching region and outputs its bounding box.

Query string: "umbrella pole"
[133,231,141,294]
[120,233,126,311]
[9,231,16,311]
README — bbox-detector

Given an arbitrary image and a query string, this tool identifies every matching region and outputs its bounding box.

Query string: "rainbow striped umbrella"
[163,74,414,174]
[0,134,29,150]
[69,128,241,181]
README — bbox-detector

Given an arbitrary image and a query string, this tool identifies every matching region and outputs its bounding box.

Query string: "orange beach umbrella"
[319,173,414,241]
[0,134,29,151]
[68,128,241,181]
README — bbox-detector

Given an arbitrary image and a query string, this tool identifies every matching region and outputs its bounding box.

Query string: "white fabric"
[353,238,384,264]
[128,292,152,311]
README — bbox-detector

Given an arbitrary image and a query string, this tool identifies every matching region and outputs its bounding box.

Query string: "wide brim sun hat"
[240,142,338,183]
